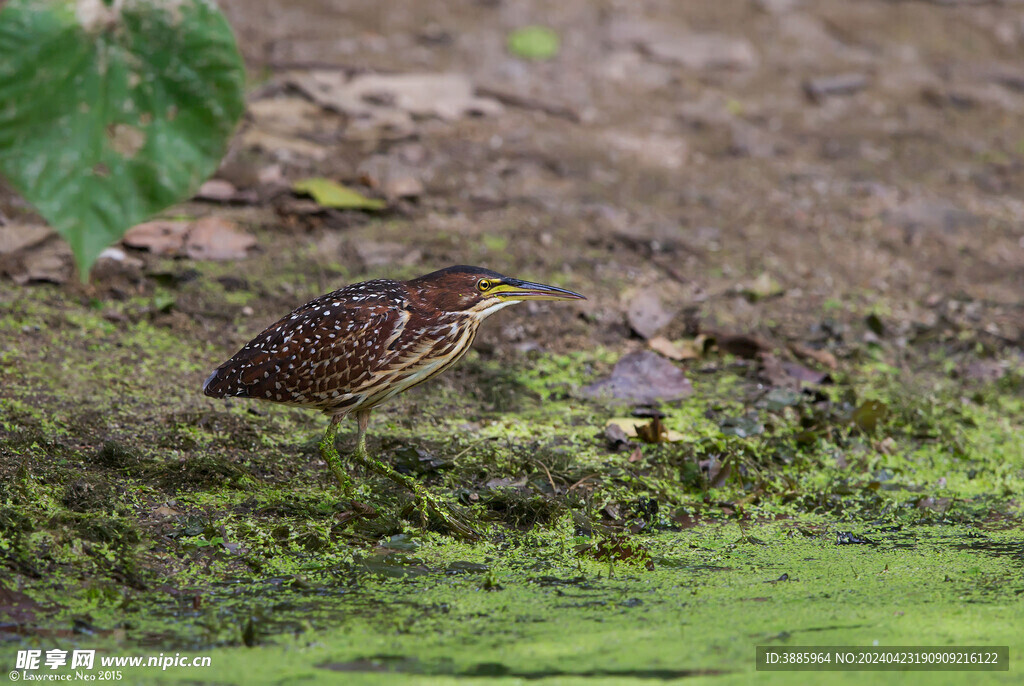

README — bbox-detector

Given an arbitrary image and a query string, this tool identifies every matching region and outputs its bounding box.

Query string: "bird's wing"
[204,283,410,409]
[352,312,481,407]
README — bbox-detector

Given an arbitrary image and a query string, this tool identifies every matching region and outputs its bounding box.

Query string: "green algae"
[1,281,1022,684]
[26,523,1024,685]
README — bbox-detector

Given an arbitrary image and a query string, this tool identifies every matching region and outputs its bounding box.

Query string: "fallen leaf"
[852,400,888,434]
[153,505,182,518]
[762,387,801,410]
[184,217,256,261]
[636,416,666,443]
[720,415,764,438]
[760,353,831,388]
[507,26,561,60]
[582,351,693,404]
[626,290,676,339]
[0,223,54,255]
[788,342,837,370]
[782,361,831,385]
[293,177,386,210]
[0,224,75,284]
[647,335,696,361]
[605,418,685,443]
[707,456,732,488]
[11,240,72,284]
[123,221,190,255]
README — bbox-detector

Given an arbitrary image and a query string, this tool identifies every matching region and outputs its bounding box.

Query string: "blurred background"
[211,0,1024,354]
[4,0,1023,355]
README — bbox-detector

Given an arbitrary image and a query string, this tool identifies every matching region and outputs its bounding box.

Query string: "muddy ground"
[1,0,1023,684]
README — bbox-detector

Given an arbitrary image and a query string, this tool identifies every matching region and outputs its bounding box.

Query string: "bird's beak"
[492,278,586,301]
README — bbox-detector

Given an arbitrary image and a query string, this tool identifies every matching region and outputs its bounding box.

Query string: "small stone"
[626,290,676,339]
[803,73,869,103]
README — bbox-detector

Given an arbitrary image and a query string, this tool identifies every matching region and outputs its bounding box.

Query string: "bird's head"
[407,265,585,317]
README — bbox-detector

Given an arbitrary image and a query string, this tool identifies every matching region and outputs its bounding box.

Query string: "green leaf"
[0,0,245,279]
[852,400,888,434]
[292,177,386,210]
[507,26,560,60]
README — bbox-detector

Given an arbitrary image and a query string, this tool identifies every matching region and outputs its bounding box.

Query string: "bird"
[203,265,585,538]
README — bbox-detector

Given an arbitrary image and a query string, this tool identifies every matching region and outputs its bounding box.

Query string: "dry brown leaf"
[789,342,838,370]
[760,353,831,388]
[648,335,696,361]
[12,240,73,284]
[0,224,55,255]
[0,225,73,284]
[123,221,190,255]
[184,217,256,261]
[582,351,693,403]
[605,418,685,443]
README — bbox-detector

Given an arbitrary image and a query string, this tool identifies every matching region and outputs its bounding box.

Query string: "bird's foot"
[355,455,479,538]
[348,446,480,539]
[409,490,480,541]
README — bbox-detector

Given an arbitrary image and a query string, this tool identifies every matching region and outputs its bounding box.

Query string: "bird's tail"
[202,367,241,398]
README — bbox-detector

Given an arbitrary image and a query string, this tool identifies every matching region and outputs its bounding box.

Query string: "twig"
[530,458,559,495]
[567,474,600,494]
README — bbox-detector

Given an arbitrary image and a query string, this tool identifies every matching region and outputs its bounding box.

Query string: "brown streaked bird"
[203,265,585,538]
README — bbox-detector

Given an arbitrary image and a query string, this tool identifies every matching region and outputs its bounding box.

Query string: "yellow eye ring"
[477,279,492,292]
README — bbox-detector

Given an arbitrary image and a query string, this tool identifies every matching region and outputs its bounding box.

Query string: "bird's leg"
[347,409,480,541]
[319,415,355,498]
[353,409,370,461]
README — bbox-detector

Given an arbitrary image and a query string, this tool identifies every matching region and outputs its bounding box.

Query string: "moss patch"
[0,280,1022,684]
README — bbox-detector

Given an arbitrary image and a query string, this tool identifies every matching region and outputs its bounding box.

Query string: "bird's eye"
[477,279,492,292]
